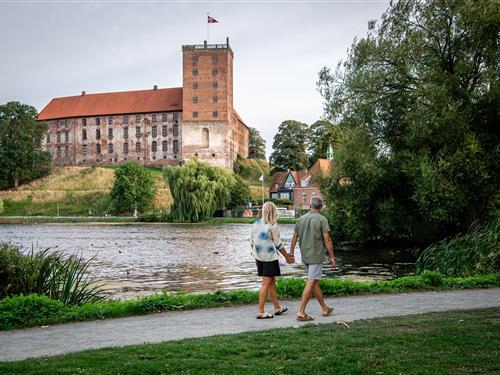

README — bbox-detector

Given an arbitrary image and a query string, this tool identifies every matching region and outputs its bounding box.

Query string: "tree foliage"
[308,120,337,165]
[248,127,267,160]
[0,102,51,189]
[110,162,156,213]
[318,0,499,243]
[164,158,237,222]
[269,120,310,173]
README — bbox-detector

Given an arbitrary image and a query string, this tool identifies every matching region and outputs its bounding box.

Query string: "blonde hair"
[262,201,278,224]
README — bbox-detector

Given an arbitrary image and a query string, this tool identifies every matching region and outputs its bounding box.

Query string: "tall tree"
[318,0,499,243]
[309,120,336,165]
[248,127,266,160]
[269,120,309,173]
[0,102,51,189]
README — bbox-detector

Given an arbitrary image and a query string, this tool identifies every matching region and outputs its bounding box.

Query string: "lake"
[0,223,416,299]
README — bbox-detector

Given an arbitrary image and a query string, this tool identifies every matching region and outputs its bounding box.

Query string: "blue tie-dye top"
[250,219,283,262]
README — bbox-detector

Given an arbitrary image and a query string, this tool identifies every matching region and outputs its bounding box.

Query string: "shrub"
[0,198,3,214]
[415,219,500,277]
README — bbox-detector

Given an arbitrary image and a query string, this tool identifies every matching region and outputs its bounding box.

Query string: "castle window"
[96,143,101,154]
[96,128,101,140]
[212,111,218,118]
[152,126,157,138]
[135,115,141,123]
[212,68,218,76]
[152,114,157,123]
[202,128,209,148]
[173,124,179,137]
[193,82,198,89]
[173,140,179,154]
[82,118,87,126]
[136,142,141,152]
[46,133,50,143]
[192,55,198,63]
[82,129,87,141]
[152,141,157,153]
[212,54,217,64]
[192,68,198,76]
[173,112,179,122]
[82,144,88,157]
[96,118,101,126]
[108,128,113,139]
[212,81,218,89]
[123,115,129,124]
[65,131,70,143]
[123,143,129,154]
[108,116,113,125]
[56,146,61,158]
[193,111,198,118]
[64,145,69,156]
[57,120,62,129]
[123,127,128,139]
[136,126,141,137]
[65,120,69,128]
[162,113,168,122]
[192,96,198,104]
[108,143,113,154]
[212,96,218,103]
[56,132,61,143]
[162,141,168,151]
[162,125,167,137]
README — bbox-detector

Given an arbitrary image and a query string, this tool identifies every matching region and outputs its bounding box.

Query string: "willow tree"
[164,158,236,222]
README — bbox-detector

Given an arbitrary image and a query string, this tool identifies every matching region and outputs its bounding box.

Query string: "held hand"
[329,256,335,270]
[287,253,295,264]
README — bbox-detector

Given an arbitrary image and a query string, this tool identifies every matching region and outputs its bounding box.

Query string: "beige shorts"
[304,263,323,280]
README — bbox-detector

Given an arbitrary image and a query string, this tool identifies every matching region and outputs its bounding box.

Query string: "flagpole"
[207,12,209,43]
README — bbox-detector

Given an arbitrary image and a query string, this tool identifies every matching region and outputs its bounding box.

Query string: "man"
[289,197,335,321]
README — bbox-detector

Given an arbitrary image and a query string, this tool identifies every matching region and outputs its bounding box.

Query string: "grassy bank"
[0,308,498,374]
[1,272,498,331]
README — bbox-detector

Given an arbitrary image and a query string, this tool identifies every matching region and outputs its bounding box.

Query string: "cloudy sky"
[0,0,389,157]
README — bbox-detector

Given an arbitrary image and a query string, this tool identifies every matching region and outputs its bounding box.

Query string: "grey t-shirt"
[294,212,330,264]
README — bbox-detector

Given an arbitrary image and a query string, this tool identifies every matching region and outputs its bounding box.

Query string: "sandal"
[274,307,288,316]
[257,312,274,319]
[322,307,334,317]
[296,314,314,322]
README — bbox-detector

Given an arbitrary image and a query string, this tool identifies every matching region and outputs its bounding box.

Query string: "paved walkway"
[0,288,499,362]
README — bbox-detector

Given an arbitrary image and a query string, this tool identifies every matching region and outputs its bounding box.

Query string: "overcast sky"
[0,0,389,157]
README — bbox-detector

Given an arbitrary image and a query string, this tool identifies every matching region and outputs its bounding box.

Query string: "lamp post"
[254,160,265,207]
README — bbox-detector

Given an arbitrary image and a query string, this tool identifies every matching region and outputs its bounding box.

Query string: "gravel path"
[0,288,498,362]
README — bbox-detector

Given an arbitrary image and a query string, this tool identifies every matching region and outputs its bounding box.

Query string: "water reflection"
[0,223,415,299]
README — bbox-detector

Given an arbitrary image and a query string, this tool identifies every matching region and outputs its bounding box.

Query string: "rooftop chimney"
[226,37,230,46]
[204,40,207,48]
[153,85,158,90]
[81,91,86,96]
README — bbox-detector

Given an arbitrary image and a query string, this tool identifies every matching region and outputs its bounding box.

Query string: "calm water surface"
[0,224,415,299]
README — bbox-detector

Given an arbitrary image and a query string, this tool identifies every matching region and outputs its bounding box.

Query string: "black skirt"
[256,259,281,277]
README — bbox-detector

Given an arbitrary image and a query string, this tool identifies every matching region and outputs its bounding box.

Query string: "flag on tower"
[208,15,219,23]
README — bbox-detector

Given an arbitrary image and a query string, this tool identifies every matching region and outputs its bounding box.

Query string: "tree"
[248,127,266,160]
[228,174,251,209]
[269,120,309,173]
[0,102,51,189]
[164,158,236,222]
[110,162,156,213]
[318,0,499,243]
[308,120,337,165]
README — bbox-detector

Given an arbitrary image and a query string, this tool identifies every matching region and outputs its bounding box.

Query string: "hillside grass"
[0,166,172,216]
[235,158,272,202]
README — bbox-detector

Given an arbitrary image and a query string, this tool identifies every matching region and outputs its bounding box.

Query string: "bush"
[415,219,500,277]
[0,199,3,214]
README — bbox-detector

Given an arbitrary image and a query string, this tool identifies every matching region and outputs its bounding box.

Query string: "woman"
[250,201,292,319]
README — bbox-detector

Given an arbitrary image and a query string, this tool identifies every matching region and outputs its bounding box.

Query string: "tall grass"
[0,243,106,306]
[416,219,500,277]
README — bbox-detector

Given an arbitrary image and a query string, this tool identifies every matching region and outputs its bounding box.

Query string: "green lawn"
[0,308,498,374]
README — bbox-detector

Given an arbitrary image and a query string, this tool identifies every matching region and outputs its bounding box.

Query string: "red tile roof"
[37,87,183,121]
[269,159,331,193]
[269,172,288,193]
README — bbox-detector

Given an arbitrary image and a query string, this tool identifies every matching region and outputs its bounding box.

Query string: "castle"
[37,38,249,169]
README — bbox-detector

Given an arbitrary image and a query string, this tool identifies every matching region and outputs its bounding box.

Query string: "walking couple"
[250,197,335,321]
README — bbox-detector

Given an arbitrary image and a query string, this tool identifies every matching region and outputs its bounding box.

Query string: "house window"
[64,145,69,156]
[96,143,101,154]
[136,142,141,152]
[152,126,157,138]
[173,140,179,153]
[65,131,70,143]
[193,82,198,89]
[82,118,87,126]
[82,129,87,141]
[135,115,141,123]
[212,68,218,76]
[311,192,317,200]
[152,141,157,152]
[202,128,209,148]
[108,116,113,125]
[162,113,168,122]
[281,192,290,200]
[82,144,88,157]
[108,128,113,139]
[136,126,141,137]
[162,125,167,137]
[192,96,198,104]
[173,112,179,122]
[152,114,157,123]
[173,124,179,137]
[212,96,218,103]
[192,55,198,63]
[212,111,218,118]
[162,140,168,151]
[108,143,113,154]
[123,115,129,124]
[212,81,218,89]
[96,118,100,126]
[56,146,61,157]
[96,129,101,140]
[123,127,128,139]
[212,54,217,64]
[192,68,198,76]
[275,184,279,189]
[123,143,129,154]
[46,133,50,143]
[302,192,307,203]
[193,111,198,118]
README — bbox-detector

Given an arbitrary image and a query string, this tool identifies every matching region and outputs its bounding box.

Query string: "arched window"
[202,128,209,148]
